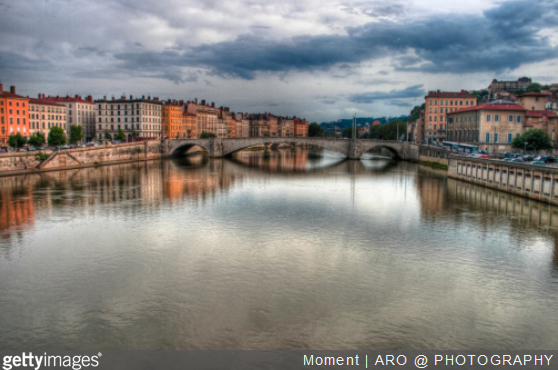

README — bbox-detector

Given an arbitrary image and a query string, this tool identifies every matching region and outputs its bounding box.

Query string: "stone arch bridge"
[163,138,419,160]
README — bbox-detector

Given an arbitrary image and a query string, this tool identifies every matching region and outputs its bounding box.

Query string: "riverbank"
[0,141,163,177]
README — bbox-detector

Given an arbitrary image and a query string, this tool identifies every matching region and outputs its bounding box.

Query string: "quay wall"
[0,141,162,177]
[448,156,558,205]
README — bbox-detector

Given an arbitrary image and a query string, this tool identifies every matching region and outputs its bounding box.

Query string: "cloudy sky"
[1,0,557,123]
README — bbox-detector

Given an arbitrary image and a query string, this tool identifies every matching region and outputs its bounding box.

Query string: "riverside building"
[0,84,30,144]
[96,95,163,141]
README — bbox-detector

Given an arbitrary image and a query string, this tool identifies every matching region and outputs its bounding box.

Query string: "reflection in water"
[0,148,557,350]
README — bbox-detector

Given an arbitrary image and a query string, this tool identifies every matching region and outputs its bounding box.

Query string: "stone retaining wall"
[0,141,162,176]
[448,156,558,205]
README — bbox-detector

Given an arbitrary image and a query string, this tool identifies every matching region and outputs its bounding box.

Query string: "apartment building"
[0,84,30,144]
[28,96,67,139]
[43,95,96,141]
[447,101,526,152]
[162,100,187,139]
[424,90,477,142]
[96,95,162,141]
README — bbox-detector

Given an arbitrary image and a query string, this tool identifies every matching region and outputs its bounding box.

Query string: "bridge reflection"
[0,149,557,270]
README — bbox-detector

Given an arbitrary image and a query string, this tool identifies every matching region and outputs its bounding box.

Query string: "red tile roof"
[525,110,558,118]
[0,91,29,100]
[426,90,475,99]
[28,98,66,107]
[517,91,546,97]
[448,103,526,114]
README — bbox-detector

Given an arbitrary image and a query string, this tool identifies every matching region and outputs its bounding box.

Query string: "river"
[0,148,557,350]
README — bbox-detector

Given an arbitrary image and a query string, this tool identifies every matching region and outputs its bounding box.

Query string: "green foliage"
[200,131,216,138]
[69,125,84,144]
[28,132,45,147]
[408,103,425,122]
[342,127,353,138]
[369,120,408,140]
[308,122,324,137]
[104,131,112,141]
[7,133,28,148]
[131,131,139,140]
[47,126,67,147]
[34,151,50,161]
[116,128,126,141]
[511,129,553,151]
[469,90,489,105]
[134,147,142,154]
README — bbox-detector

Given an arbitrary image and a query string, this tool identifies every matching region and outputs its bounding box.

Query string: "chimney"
[130,95,133,100]
[10,85,16,94]
[88,95,93,102]
[142,95,145,99]
[201,99,206,105]
[195,98,198,104]
[104,96,107,100]
[0,83,3,92]
[211,102,215,107]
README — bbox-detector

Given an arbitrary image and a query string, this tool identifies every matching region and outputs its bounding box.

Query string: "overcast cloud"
[1,0,557,122]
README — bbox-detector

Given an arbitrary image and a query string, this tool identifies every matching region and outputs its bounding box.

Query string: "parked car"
[27,146,38,151]
[530,160,546,166]
[521,155,535,162]
[510,158,524,162]
[476,153,488,159]
[534,156,556,163]
[499,152,513,159]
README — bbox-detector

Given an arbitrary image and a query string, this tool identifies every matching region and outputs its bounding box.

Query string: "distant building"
[487,77,531,95]
[516,91,547,111]
[424,90,477,143]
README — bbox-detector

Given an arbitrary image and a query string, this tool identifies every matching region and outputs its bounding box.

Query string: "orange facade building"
[163,100,188,139]
[424,90,476,143]
[293,118,308,137]
[0,84,30,144]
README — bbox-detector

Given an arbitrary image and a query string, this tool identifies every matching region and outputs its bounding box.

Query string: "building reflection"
[233,148,308,172]
[0,176,35,240]
[163,156,236,205]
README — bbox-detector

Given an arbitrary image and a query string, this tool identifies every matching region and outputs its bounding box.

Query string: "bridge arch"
[168,140,211,157]
[220,138,349,158]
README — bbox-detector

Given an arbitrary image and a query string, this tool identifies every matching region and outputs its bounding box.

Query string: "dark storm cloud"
[386,100,413,107]
[349,85,425,103]
[0,51,53,71]
[110,0,558,80]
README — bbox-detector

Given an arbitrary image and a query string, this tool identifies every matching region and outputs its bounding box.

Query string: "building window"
[516,133,520,138]
[495,115,499,122]
[517,115,521,123]
[487,114,491,122]
[494,133,499,143]
[486,133,490,143]
[508,115,513,122]
[508,133,512,143]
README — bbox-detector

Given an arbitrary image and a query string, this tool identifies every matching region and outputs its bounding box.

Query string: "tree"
[342,127,353,138]
[369,120,407,140]
[131,131,139,141]
[104,131,112,141]
[308,122,324,137]
[511,129,553,152]
[47,126,67,147]
[28,132,45,147]
[408,103,425,122]
[116,128,126,141]
[7,133,28,148]
[69,125,84,145]
[200,131,216,138]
